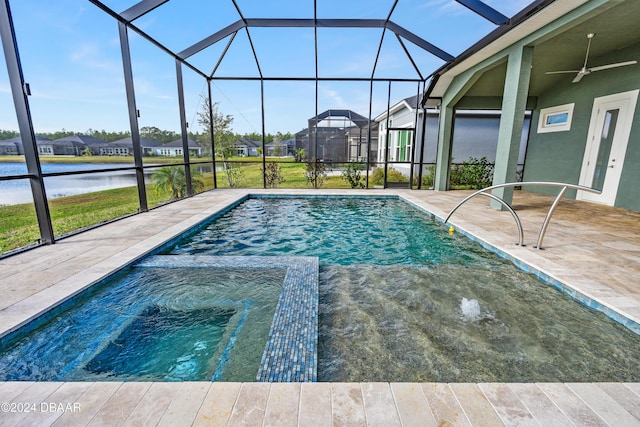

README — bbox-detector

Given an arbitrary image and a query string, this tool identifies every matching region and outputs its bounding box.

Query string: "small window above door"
[537,103,574,133]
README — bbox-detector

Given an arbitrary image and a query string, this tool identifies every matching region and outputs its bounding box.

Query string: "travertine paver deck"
[1,188,639,426]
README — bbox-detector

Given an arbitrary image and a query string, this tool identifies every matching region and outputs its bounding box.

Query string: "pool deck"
[1,188,639,426]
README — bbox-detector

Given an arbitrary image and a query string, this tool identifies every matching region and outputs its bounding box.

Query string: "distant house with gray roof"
[265,138,296,157]
[105,137,162,156]
[156,138,204,157]
[0,137,23,155]
[234,138,261,157]
[53,135,108,155]
[265,138,295,157]
[0,136,73,156]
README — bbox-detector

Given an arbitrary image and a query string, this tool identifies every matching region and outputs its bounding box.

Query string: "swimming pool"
[1,195,639,382]
[169,196,640,382]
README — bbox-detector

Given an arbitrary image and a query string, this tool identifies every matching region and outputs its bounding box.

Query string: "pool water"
[85,305,236,381]
[171,197,640,382]
[172,197,495,266]
[0,267,284,382]
[3,196,640,383]
[318,265,640,382]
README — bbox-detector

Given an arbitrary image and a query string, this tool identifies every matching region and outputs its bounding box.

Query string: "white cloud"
[419,0,465,16]
[69,43,120,73]
[320,88,346,109]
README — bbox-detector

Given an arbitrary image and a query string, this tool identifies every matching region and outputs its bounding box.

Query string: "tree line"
[0,127,293,146]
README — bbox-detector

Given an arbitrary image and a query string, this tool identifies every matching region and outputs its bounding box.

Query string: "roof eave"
[425,0,590,102]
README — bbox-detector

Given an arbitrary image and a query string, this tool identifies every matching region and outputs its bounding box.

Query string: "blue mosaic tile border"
[400,196,640,336]
[251,194,399,200]
[137,255,319,382]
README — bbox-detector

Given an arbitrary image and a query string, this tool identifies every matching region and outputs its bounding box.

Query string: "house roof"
[374,94,421,122]
[111,137,162,147]
[425,0,640,103]
[165,137,201,148]
[53,134,108,146]
[235,138,262,148]
[50,140,86,148]
[1,136,52,144]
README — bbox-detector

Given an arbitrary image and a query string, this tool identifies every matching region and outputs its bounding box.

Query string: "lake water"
[0,162,213,206]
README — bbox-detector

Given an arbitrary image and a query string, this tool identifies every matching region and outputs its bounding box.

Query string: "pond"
[0,162,214,205]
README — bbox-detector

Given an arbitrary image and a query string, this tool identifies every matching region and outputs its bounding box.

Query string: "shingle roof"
[165,137,201,148]
[1,136,52,144]
[111,137,162,147]
[53,134,108,146]
[235,138,262,148]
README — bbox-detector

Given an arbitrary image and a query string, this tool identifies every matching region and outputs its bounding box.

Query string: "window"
[538,103,574,133]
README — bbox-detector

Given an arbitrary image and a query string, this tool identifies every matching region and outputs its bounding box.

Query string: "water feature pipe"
[444,181,601,249]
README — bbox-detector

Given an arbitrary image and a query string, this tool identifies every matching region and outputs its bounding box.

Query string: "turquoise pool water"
[2,196,640,382]
[0,267,283,382]
[171,197,495,266]
[170,197,640,382]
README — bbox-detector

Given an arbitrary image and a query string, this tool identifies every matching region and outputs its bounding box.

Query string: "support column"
[434,105,454,190]
[1,0,54,244]
[175,60,193,196]
[208,80,218,189]
[118,22,148,212]
[491,46,533,208]
[260,79,266,189]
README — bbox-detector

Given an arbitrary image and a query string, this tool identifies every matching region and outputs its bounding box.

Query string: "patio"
[1,188,639,426]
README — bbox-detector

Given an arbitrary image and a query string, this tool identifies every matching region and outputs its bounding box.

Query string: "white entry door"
[578,90,639,205]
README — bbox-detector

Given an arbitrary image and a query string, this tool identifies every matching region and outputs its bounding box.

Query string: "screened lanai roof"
[89,0,544,83]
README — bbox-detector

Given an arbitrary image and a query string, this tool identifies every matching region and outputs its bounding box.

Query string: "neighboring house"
[156,138,204,157]
[265,138,295,157]
[36,138,55,156]
[375,95,420,166]
[48,139,86,156]
[105,137,162,156]
[426,0,640,210]
[53,134,108,156]
[0,137,23,155]
[234,138,261,157]
[295,110,378,163]
[374,95,529,176]
[0,135,89,156]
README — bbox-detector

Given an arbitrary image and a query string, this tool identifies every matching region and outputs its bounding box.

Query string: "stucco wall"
[523,43,640,209]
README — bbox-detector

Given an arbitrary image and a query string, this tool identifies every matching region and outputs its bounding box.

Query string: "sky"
[0,0,532,136]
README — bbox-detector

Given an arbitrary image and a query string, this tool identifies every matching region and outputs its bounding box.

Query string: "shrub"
[341,162,366,189]
[294,148,306,163]
[369,167,407,186]
[262,162,285,188]
[449,156,494,189]
[152,166,204,199]
[305,158,327,188]
[223,163,244,188]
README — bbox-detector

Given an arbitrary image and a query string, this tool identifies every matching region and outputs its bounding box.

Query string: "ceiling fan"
[545,33,637,83]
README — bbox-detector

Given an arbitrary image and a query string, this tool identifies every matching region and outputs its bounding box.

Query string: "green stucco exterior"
[523,43,640,209]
